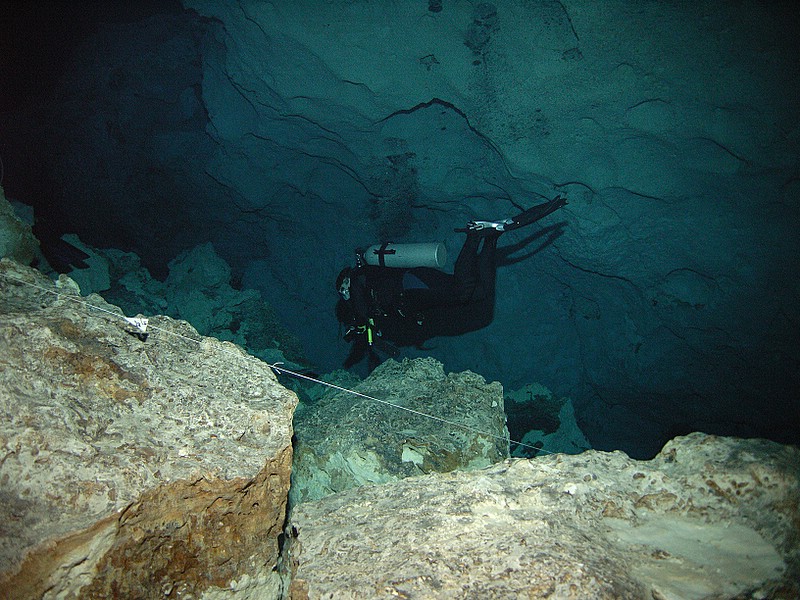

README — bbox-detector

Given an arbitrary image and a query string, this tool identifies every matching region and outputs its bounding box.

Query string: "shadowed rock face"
[0,259,297,598]
[286,433,800,600]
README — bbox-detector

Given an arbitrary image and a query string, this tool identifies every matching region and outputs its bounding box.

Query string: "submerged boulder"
[286,433,800,599]
[0,259,297,598]
[290,357,509,504]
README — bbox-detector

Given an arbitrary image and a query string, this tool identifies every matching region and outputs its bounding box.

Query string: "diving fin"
[456,196,568,234]
[504,195,567,231]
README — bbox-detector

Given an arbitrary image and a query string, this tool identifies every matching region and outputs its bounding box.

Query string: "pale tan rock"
[0,259,297,599]
[286,433,799,599]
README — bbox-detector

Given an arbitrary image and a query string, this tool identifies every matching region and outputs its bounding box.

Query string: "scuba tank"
[361,242,447,269]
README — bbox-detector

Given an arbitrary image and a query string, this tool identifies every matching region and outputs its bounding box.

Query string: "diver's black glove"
[343,324,364,343]
[344,319,379,345]
[344,321,375,341]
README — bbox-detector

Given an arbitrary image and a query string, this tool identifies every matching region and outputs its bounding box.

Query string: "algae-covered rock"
[0,259,297,599]
[291,357,509,504]
[286,433,800,599]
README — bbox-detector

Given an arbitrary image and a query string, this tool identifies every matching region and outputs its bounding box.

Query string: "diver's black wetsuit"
[337,230,500,352]
[335,195,567,369]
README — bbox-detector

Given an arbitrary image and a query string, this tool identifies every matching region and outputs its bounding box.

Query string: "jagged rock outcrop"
[62,238,306,368]
[0,186,38,266]
[286,433,800,599]
[290,358,509,504]
[504,382,591,457]
[0,259,297,599]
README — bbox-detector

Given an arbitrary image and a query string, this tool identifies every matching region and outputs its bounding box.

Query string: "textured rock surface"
[0,259,297,598]
[63,238,306,367]
[287,433,799,599]
[291,358,509,504]
[505,382,591,457]
[0,186,38,266]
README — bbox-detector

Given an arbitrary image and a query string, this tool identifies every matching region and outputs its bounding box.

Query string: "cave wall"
[1,0,798,457]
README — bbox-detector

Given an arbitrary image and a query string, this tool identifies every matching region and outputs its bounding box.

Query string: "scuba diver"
[335,195,567,370]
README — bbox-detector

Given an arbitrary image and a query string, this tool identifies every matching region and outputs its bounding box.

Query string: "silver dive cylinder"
[361,242,447,269]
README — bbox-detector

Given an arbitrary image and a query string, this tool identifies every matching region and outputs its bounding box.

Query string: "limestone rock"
[286,433,799,599]
[505,382,591,458]
[0,186,38,266]
[101,246,169,316]
[0,259,297,599]
[66,240,306,367]
[59,233,112,294]
[290,358,509,504]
